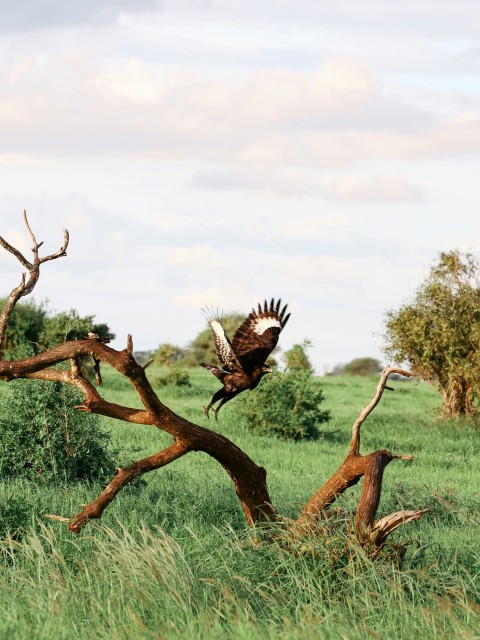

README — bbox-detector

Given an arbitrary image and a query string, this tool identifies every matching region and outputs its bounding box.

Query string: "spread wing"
[232,298,290,375]
[206,317,243,373]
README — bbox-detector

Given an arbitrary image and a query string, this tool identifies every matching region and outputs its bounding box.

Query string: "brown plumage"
[200,298,290,419]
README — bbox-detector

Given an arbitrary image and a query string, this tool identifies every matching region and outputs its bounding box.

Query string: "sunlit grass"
[0,368,479,638]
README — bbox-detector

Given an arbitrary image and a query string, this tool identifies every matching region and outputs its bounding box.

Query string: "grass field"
[0,366,479,639]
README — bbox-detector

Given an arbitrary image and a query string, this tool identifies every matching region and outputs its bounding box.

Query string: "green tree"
[39,310,114,349]
[0,298,46,358]
[343,357,382,376]
[154,343,186,366]
[283,339,314,372]
[384,249,480,417]
[0,297,115,356]
[152,367,192,389]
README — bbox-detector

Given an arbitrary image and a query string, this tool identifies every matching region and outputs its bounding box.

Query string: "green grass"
[0,367,479,639]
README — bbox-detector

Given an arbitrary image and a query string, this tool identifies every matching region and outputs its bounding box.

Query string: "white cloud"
[174,286,225,310]
[324,172,425,204]
[0,226,32,262]
[233,56,377,125]
[0,0,161,32]
[284,256,364,285]
[107,58,161,103]
[146,215,187,231]
[2,0,480,372]
[0,153,35,166]
[238,115,480,171]
[174,285,268,314]
[164,244,223,269]
[109,230,127,263]
[0,52,430,166]
[279,213,349,241]
[191,165,317,196]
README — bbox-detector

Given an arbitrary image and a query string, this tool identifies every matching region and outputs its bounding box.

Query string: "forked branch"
[349,366,414,455]
[0,337,277,531]
[0,210,69,358]
[66,440,190,533]
[0,213,427,552]
[299,368,427,548]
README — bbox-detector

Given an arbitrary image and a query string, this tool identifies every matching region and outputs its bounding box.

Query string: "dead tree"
[0,213,427,552]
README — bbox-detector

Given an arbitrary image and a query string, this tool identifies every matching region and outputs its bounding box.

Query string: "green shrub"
[283,339,314,372]
[152,367,192,389]
[154,343,186,366]
[234,368,330,440]
[343,357,382,376]
[0,375,114,483]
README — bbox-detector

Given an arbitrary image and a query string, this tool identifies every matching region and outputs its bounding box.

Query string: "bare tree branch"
[299,369,418,531]
[0,237,32,269]
[354,450,393,543]
[0,337,277,530]
[0,211,69,358]
[0,215,429,551]
[370,509,430,548]
[67,440,191,533]
[349,367,414,456]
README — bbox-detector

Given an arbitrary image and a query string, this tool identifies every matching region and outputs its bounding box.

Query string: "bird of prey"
[200,298,290,419]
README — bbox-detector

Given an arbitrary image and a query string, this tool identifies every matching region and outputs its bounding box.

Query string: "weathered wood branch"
[0,211,69,358]
[354,450,393,543]
[370,509,429,548]
[349,367,414,455]
[300,368,416,525]
[0,214,428,552]
[0,274,28,361]
[68,440,190,533]
[295,367,429,550]
[0,339,276,530]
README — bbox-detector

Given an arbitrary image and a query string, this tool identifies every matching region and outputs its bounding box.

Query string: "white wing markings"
[209,319,238,367]
[253,317,282,335]
[210,319,227,342]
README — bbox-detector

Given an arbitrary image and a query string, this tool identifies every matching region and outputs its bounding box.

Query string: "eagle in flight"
[200,298,290,419]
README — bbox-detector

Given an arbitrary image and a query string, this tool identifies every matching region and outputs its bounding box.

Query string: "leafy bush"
[154,343,187,366]
[0,297,46,358]
[0,376,114,482]
[343,357,382,376]
[39,310,115,349]
[234,368,330,440]
[152,367,192,389]
[283,339,314,372]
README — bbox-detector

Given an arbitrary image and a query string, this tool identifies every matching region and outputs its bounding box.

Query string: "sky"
[1,0,480,372]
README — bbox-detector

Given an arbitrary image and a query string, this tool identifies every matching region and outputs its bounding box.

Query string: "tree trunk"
[442,378,474,416]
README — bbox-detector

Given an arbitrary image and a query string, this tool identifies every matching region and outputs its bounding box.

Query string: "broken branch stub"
[299,367,426,549]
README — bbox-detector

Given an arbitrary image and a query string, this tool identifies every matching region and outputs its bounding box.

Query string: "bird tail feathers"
[199,362,228,381]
